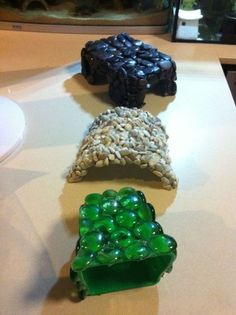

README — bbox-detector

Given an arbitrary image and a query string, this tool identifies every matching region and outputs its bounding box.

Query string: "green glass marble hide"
[70,187,177,298]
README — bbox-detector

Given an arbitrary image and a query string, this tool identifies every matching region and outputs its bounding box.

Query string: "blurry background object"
[172,0,236,44]
[0,0,172,34]
[221,0,236,43]
[176,7,203,40]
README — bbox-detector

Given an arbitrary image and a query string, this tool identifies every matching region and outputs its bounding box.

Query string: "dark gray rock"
[81,33,177,108]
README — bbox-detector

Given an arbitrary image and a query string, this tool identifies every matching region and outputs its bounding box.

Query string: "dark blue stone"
[159,60,172,70]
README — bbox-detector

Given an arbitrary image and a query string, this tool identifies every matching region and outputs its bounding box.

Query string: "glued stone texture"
[81,32,177,108]
[67,107,177,190]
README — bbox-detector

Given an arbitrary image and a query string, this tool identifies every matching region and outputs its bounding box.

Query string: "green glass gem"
[85,193,103,205]
[79,219,93,236]
[118,187,136,197]
[120,193,142,210]
[125,241,150,260]
[137,190,146,203]
[103,189,118,199]
[71,251,94,271]
[116,210,137,228]
[111,228,133,248]
[134,222,163,240]
[81,232,104,252]
[149,234,177,254]
[80,204,100,221]
[101,199,120,215]
[97,247,122,265]
[137,203,153,221]
[94,216,116,233]
[146,203,156,221]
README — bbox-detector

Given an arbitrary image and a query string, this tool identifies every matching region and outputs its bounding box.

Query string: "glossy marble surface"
[0,31,235,315]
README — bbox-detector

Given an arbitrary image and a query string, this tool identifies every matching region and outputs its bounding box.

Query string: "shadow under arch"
[64,72,176,118]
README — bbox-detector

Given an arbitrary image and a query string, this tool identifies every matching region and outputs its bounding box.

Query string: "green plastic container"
[70,187,177,298]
